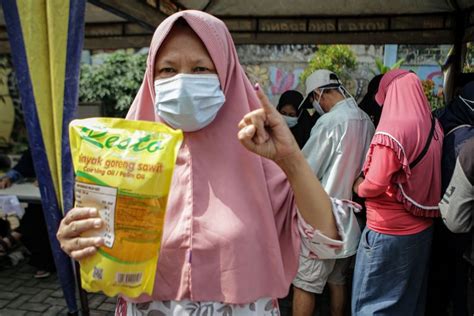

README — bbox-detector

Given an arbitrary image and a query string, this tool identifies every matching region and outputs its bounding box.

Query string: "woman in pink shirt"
[56,11,356,315]
[352,70,443,315]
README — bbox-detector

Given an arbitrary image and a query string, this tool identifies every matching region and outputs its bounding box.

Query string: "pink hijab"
[363,70,443,217]
[127,11,299,303]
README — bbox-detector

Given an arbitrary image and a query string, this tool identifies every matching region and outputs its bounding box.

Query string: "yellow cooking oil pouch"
[69,118,182,297]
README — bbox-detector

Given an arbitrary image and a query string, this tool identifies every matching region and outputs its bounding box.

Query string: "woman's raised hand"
[238,84,300,164]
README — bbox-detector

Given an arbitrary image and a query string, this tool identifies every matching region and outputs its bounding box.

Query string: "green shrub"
[300,45,357,84]
[79,50,147,117]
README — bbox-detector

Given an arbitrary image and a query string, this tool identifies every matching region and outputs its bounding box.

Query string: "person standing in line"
[277,90,317,149]
[352,70,443,316]
[426,81,474,316]
[292,69,374,316]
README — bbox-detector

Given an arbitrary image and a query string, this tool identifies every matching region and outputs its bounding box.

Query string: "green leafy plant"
[79,51,147,117]
[373,58,405,74]
[300,45,357,84]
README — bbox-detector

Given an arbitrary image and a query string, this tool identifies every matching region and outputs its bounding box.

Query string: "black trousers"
[426,219,470,316]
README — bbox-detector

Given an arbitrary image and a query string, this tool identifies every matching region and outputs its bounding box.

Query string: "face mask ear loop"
[459,95,474,111]
[340,85,355,100]
[337,86,345,98]
[297,101,305,112]
[296,107,305,121]
[317,89,325,104]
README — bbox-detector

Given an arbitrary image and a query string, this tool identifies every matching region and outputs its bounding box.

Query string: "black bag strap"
[409,115,436,169]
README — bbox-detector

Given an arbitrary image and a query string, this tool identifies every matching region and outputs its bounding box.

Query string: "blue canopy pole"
[1,0,87,313]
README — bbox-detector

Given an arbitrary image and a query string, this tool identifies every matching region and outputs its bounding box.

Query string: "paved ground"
[0,255,116,316]
[1,250,472,315]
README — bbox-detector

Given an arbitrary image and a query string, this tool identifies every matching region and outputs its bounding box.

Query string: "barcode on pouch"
[93,267,103,280]
[115,273,142,284]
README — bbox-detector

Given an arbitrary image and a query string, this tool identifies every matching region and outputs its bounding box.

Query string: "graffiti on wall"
[403,66,444,95]
[238,44,316,104]
[244,65,270,87]
[268,66,304,95]
[397,45,450,96]
[244,64,306,104]
[238,44,448,107]
[238,44,388,104]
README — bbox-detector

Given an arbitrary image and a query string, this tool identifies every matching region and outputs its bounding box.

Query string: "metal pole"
[75,260,90,316]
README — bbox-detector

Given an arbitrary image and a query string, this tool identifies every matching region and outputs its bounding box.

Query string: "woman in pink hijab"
[57,10,357,315]
[352,70,443,315]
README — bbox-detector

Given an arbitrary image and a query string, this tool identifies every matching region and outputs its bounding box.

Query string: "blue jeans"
[351,226,433,316]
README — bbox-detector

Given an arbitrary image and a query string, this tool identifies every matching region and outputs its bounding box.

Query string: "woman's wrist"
[276,150,306,176]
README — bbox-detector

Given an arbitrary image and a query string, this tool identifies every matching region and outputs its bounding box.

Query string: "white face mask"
[154,74,226,132]
[283,115,298,128]
[312,89,325,116]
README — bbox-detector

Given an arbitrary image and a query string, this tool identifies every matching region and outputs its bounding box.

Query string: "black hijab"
[277,90,304,114]
[439,81,474,134]
[359,74,383,128]
[277,90,316,148]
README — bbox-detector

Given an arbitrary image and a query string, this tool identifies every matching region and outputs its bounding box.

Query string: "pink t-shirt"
[358,146,432,235]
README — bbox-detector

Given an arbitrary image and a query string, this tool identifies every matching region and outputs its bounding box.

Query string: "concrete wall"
[236,44,451,105]
[236,44,315,105]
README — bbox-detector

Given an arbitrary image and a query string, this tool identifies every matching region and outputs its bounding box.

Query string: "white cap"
[300,69,342,109]
[305,69,342,95]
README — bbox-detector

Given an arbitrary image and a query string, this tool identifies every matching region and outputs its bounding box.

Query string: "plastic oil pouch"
[69,118,183,297]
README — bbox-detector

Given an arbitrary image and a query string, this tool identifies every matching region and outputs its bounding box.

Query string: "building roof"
[0,0,473,51]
